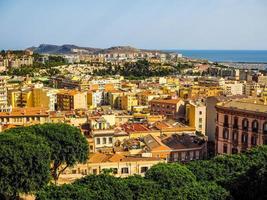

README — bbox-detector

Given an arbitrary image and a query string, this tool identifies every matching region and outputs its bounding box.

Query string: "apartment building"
[7,88,33,108]
[186,100,206,135]
[87,90,103,109]
[0,76,8,109]
[63,153,165,178]
[215,98,267,154]
[223,81,244,96]
[0,107,49,131]
[56,90,87,111]
[120,94,138,111]
[32,87,58,111]
[143,134,207,162]
[149,98,185,120]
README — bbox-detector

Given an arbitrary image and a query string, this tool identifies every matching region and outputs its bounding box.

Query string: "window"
[252,120,258,133]
[109,137,113,144]
[251,136,257,145]
[224,115,229,126]
[223,144,228,153]
[199,111,202,115]
[121,167,129,174]
[112,168,118,174]
[195,151,200,159]
[96,138,100,145]
[232,131,238,142]
[141,167,148,173]
[242,133,248,144]
[263,122,267,134]
[103,138,106,144]
[223,128,229,139]
[93,169,97,175]
[199,118,202,123]
[242,119,248,130]
[233,117,238,128]
[173,153,178,161]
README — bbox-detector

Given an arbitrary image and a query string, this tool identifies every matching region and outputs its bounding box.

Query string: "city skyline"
[0,0,267,50]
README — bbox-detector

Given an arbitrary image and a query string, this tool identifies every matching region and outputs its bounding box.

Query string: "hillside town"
[0,48,267,184]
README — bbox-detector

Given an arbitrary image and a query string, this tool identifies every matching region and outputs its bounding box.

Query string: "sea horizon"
[164,49,267,63]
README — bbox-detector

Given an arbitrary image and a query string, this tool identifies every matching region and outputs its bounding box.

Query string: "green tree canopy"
[0,131,51,199]
[74,174,133,200]
[4,123,89,184]
[36,184,95,200]
[145,163,196,189]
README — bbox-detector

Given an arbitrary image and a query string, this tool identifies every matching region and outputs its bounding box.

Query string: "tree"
[0,131,51,199]
[166,181,230,200]
[74,174,133,200]
[186,145,267,199]
[145,163,196,189]
[123,175,165,200]
[36,184,95,200]
[229,164,267,200]
[5,123,89,184]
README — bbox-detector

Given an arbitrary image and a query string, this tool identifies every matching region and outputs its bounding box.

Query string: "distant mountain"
[27,44,100,55]
[27,44,162,55]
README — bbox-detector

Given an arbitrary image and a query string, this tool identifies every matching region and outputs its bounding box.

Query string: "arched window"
[252,120,259,133]
[224,115,229,127]
[242,119,249,131]
[263,122,267,134]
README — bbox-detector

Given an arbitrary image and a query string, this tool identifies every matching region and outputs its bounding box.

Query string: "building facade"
[215,98,267,154]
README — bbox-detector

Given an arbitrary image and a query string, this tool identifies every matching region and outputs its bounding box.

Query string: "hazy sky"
[0,0,267,50]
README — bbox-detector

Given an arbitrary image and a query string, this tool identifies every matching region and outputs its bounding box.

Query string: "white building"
[223,81,244,96]
[0,76,8,110]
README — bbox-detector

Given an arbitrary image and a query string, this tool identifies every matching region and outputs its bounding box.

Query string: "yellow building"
[32,87,58,111]
[185,101,206,135]
[121,94,138,111]
[184,85,223,99]
[8,88,33,108]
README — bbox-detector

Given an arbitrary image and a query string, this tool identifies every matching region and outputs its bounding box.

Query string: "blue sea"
[169,50,267,63]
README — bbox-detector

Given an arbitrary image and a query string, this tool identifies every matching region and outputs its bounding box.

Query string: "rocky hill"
[27,44,162,55]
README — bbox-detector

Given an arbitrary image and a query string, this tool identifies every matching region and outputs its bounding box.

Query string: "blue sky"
[0,0,267,50]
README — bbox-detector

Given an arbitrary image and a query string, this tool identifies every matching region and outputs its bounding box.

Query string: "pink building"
[215,98,267,154]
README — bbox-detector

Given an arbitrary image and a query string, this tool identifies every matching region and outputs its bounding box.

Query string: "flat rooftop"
[217,98,267,113]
